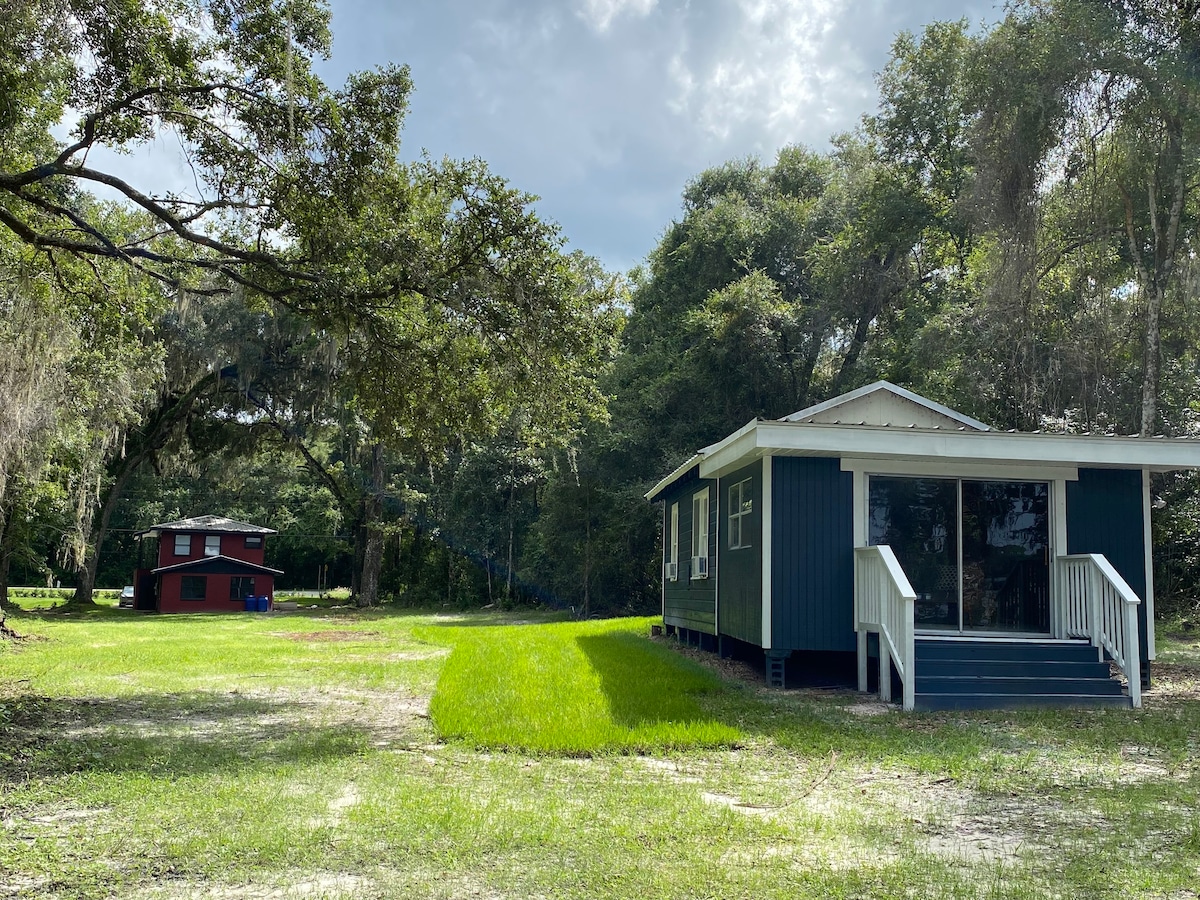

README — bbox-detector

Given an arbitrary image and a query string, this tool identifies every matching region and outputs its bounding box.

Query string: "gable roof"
[152,555,284,576]
[646,383,1200,501]
[137,515,276,539]
[781,381,991,431]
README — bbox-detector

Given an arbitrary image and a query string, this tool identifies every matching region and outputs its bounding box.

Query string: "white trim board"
[699,420,1200,481]
[761,455,773,650]
[1143,468,1156,660]
[840,458,1079,482]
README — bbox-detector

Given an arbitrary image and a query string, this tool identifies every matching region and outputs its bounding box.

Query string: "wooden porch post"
[857,630,868,693]
[879,638,892,703]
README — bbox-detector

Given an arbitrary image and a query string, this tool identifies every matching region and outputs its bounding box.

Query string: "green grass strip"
[422,617,742,754]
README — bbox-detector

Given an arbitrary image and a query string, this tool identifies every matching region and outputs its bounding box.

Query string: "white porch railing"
[1056,554,1142,707]
[854,545,917,711]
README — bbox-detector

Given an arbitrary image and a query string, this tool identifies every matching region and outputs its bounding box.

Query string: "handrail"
[854,545,917,710]
[1057,553,1142,707]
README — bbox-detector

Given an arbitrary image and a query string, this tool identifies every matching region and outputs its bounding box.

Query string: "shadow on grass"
[0,690,374,782]
[576,630,713,729]
[601,630,1200,766]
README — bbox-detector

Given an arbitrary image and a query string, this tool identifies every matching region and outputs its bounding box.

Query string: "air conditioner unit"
[665,561,678,581]
[691,555,709,578]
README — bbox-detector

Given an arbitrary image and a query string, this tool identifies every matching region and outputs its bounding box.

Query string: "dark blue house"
[647,382,1200,709]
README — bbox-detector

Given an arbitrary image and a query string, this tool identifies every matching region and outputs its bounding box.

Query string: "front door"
[868,476,1050,634]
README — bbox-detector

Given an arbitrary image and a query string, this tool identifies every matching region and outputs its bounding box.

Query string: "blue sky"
[311,0,1003,273]
[78,0,1005,275]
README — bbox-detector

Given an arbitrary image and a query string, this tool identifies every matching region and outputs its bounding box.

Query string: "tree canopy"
[3,0,1199,621]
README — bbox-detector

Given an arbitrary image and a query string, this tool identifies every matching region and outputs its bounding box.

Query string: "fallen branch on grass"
[731,752,839,811]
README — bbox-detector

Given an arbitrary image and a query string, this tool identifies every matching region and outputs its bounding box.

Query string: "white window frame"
[728,478,753,549]
[667,502,679,581]
[204,535,221,557]
[691,487,710,579]
[173,534,191,556]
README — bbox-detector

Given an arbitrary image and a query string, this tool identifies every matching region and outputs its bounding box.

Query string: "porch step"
[916,676,1124,695]
[916,638,1101,663]
[916,692,1132,711]
[912,637,1131,710]
[918,658,1110,679]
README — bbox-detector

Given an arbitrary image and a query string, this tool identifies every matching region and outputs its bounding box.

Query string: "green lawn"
[423,617,740,753]
[2,602,1199,899]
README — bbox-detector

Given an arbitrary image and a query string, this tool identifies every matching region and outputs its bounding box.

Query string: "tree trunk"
[0,504,12,611]
[71,455,138,606]
[1140,281,1164,435]
[359,525,384,607]
[350,516,365,600]
[355,443,385,607]
[506,465,516,602]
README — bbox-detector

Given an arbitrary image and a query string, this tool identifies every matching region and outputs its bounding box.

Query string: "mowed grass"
[422,617,741,753]
[2,601,1200,899]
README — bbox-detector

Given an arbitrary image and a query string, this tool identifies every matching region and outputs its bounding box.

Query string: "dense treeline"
[2,1,1199,622]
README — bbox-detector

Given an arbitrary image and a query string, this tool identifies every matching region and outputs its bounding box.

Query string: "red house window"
[204,535,221,557]
[174,534,191,556]
[230,577,255,600]
[180,576,207,601]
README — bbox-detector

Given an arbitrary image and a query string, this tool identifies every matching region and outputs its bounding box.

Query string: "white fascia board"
[841,458,1079,482]
[694,420,761,480]
[700,421,1200,477]
[645,453,704,502]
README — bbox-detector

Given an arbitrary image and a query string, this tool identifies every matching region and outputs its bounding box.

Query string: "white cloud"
[667,0,848,146]
[576,0,657,34]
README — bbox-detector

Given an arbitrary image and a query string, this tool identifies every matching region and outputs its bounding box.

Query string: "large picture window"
[180,575,208,602]
[868,476,1049,634]
[691,488,709,579]
[728,478,753,549]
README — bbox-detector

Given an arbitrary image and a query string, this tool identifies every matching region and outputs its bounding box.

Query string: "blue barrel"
[244,596,256,612]
[257,595,269,612]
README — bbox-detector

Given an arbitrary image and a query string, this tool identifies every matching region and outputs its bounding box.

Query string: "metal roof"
[646,385,1200,501]
[137,515,277,539]
[781,380,992,431]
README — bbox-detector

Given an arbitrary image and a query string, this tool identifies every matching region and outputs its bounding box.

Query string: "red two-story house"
[132,516,283,613]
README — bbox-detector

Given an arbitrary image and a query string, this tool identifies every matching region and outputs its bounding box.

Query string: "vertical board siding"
[771,457,855,652]
[662,477,718,634]
[1066,468,1149,669]
[717,460,763,645]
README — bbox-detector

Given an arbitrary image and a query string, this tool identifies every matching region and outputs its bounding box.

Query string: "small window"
[173,534,191,556]
[204,535,221,557]
[691,488,710,579]
[180,575,207,601]
[666,503,679,581]
[244,535,263,549]
[728,478,753,549]
[230,577,256,600]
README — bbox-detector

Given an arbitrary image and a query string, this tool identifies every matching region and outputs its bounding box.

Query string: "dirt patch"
[1147,662,1200,704]
[650,634,766,687]
[128,874,373,899]
[272,631,382,643]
